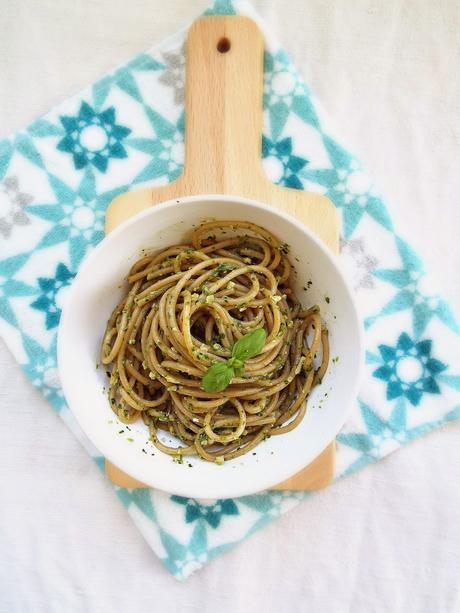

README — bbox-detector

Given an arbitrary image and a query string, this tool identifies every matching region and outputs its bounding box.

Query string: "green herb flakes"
[279,242,290,255]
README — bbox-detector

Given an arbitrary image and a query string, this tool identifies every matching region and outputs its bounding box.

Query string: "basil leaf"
[232,328,266,361]
[202,362,234,392]
[202,329,266,392]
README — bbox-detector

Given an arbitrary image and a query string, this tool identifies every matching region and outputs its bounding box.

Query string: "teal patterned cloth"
[1,0,459,580]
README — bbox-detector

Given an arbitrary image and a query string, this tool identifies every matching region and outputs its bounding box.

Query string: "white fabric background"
[1,1,459,611]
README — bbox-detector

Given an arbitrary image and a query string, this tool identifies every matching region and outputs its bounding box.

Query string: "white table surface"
[1,1,459,611]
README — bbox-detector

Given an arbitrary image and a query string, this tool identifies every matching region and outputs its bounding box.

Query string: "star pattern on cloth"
[0,253,36,327]
[0,175,33,237]
[300,136,393,238]
[340,236,379,290]
[170,496,239,528]
[262,135,308,189]
[21,334,63,411]
[30,263,75,330]
[203,0,236,15]
[337,396,460,474]
[262,50,394,240]
[159,522,234,579]
[263,50,318,142]
[264,50,306,107]
[366,236,459,336]
[371,332,447,406]
[238,490,307,526]
[115,487,237,580]
[27,170,125,269]
[338,399,411,467]
[57,102,132,173]
[126,110,184,184]
[92,54,164,109]
[0,134,46,181]
[158,44,186,105]
[115,485,307,579]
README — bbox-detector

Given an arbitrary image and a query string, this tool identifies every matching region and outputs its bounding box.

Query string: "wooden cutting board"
[104,15,338,492]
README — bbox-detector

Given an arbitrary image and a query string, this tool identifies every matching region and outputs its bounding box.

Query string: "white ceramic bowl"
[58,195,363,499]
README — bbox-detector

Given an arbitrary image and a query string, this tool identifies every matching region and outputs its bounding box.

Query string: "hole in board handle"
[217,37,231,53]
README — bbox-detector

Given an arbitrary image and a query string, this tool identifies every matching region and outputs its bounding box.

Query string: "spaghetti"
[101,220,329,463]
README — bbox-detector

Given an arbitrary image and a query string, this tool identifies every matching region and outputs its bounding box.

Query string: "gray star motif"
[158,44,185,105]
[340,236,379,290]
[0,175,33,238]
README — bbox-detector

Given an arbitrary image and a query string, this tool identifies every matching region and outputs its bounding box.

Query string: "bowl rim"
[57,193,365,498]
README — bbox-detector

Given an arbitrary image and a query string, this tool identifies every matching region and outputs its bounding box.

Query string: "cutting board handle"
[182,16,265,194]
[107,15,339,250]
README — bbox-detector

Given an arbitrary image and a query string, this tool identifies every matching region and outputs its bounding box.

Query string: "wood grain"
[104,16,339,492]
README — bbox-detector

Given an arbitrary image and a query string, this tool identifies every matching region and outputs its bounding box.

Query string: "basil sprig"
[202,328,267,392]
